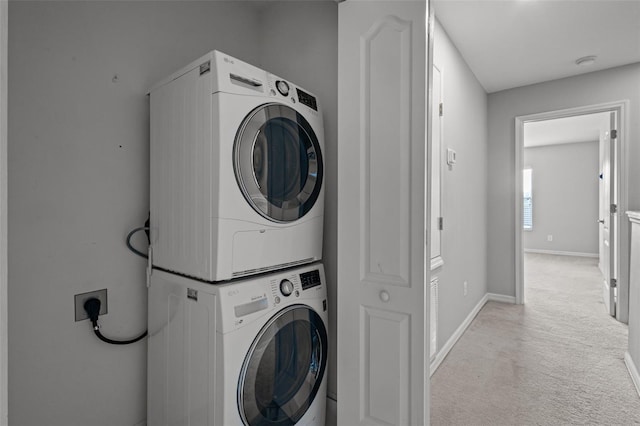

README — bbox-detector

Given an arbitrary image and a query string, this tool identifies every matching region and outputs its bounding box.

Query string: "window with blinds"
[523,168,533,230]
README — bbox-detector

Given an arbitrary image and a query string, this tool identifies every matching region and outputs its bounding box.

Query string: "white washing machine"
[147,263,329,425]
[149,51,325,282]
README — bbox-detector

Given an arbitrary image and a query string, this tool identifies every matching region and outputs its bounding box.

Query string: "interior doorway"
[521,111,610,316]
[515,101,629,323]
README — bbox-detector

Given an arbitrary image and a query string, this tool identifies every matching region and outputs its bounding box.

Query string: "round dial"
[280,279,294,297]
[276,80,290,96]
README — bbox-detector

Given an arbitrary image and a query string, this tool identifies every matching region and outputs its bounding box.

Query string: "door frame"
[514,101,629,322]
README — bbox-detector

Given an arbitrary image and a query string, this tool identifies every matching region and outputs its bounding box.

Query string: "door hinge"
[610,278,617,288]
[611,129,617,139]
[438,217,444,231]
[610,204,618,214]
[439,103,443,117]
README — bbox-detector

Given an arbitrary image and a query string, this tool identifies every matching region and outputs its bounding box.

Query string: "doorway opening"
[515,101,629,324]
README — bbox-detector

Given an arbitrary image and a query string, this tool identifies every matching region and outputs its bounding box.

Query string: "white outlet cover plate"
[447,148,457,166]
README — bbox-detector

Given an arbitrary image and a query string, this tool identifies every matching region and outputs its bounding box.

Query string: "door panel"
[364,15,411,286]
[337,1,429,425]
[362,308,410,425]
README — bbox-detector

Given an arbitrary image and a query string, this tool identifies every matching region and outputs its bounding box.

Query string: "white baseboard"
[524,248,598,258]
[430,294,488,377]
[625,351,640,398]
[326,396,337,426]
[487,293,517,304]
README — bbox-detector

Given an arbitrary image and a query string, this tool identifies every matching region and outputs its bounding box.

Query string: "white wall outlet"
[463,281,468,296]
[547,234,553,242]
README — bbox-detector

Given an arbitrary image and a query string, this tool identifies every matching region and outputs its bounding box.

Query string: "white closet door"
[337,1,430,424]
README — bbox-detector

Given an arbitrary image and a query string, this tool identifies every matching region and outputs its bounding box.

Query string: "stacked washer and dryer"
[147,51,328,426]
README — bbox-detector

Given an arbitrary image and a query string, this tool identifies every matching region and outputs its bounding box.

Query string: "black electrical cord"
[126,226,150,259]
[84,298,147,345]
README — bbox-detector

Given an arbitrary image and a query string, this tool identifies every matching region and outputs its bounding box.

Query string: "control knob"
[276,80,290,96]
[280,279,294,297]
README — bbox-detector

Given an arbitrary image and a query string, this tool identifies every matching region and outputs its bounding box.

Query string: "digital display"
[300,270,322,290]
[296,88,318,111]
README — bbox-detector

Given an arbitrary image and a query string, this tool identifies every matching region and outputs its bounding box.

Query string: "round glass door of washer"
[237,305,328,426]
[234,103,323,223]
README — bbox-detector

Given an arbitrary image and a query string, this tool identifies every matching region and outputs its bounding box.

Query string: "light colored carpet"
[430,253,640,425]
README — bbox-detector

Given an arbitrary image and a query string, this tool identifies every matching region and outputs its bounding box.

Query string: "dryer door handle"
[230,73,263,87]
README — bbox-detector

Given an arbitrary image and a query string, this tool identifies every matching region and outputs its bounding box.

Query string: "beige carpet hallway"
[430,253,640,425]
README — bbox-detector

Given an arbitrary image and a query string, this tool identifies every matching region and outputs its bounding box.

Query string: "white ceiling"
[433,0,640,93]
[524,112,610,148]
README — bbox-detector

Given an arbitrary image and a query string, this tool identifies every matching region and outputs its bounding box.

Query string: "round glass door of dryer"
[234,103,323,223]
[237,305,328,426]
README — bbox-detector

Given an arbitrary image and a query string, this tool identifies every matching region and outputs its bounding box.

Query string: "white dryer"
[149,51,325,282]
[147,264,329,426]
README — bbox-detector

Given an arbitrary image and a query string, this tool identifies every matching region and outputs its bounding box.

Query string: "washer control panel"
[269,268,323,305]
[215,263,326,332]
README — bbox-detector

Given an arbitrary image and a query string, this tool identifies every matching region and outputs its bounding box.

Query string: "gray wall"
[523,141,599,254]
[487,64,640,307]
[433,21,488,350]
[8,2,337,425]
[255,3,338,400]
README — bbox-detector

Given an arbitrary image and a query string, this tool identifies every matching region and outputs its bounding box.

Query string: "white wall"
[433,21,488,350]
[487,64,640,316]
[523,141,599,254]
[8,2,337,425]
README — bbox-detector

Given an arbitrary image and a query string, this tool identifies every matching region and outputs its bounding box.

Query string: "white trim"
[624,352,640,398]
[487,293,517,304]
[430,294,488,376]
[524,249,599,258]
[515,101,629,312]
[628,211,640,224]
[515,115,524,305]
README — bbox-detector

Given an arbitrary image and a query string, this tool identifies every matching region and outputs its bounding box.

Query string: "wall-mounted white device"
[447,148,457,166]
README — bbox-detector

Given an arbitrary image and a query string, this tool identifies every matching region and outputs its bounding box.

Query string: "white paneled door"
[337,1,430,424]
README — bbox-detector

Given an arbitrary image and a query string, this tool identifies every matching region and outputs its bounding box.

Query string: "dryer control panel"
[296,88,318,111]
